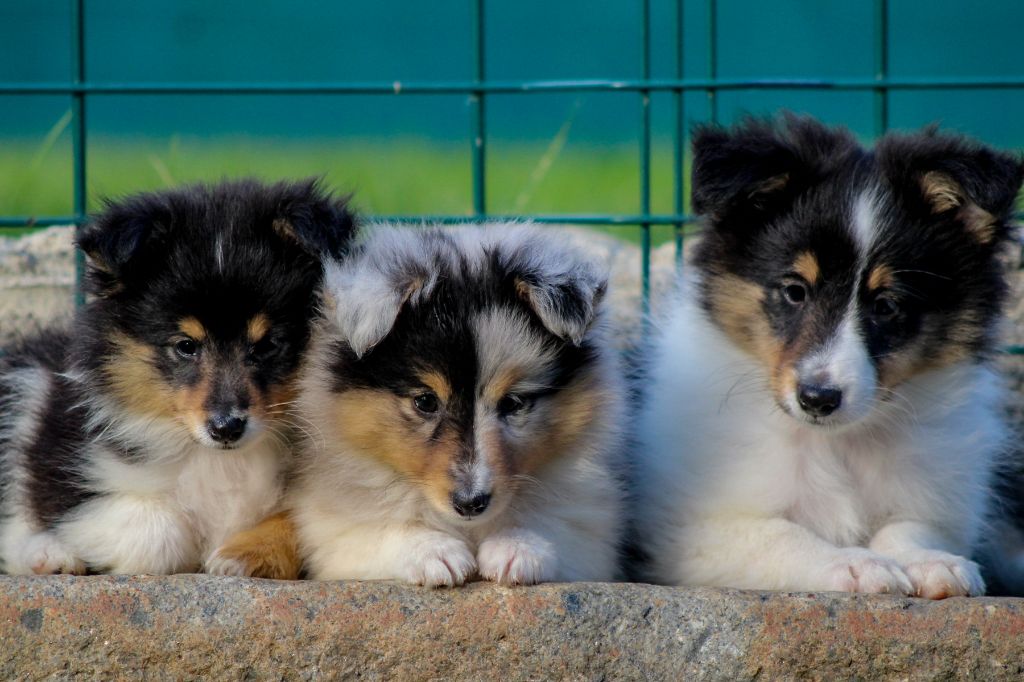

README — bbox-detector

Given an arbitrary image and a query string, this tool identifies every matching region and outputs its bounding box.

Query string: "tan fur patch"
[517,373,605,474]
[246,314,271,343]
[750,172,790,198]
[792,251,821,285]
[105,334,176,418]
[178,317,207,341]
[867,264,893,292]
[272,217,297,243]
[922,171,963,212]
[921,171,996,244]
[172,375,213,436]
[706,274,779,365]
[417,371,452,404]
[332,389,458,511]
[705,273,821,407]
[482,368,522,405]
[212,511,302,580]
[960,203,997,244]
[876,311,982,388]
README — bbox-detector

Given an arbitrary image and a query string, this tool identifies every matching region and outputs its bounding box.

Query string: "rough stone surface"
[0,226,75,345]
[1,576,1023,680]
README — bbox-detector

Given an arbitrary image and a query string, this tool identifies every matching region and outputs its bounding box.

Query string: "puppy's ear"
[504,235,608,346]
[75,194,173,296]
[692,113,859,222]
[878,129,1024,245]
[271,178,357,260]
[325,229,433,358]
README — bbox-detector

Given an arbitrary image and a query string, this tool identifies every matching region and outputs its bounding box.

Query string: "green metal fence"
[2,0,1023,350]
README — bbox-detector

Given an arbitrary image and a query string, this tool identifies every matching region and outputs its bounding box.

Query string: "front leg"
[206,511,302,579]
[303,521,476,587]
[56,495,199,575]
[870,521,984,598]
[668,516,914,594]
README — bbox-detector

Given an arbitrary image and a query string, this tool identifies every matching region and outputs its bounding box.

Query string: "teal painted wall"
[3,1,1024,146]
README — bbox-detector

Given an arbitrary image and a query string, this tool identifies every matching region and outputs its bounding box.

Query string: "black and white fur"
[0,179,354,575]
[632,116,1023,598]
[288,225,626,585]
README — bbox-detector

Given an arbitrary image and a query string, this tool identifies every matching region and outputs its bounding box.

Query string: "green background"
[3,1,1023,225]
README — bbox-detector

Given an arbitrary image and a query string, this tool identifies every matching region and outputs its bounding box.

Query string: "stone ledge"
[1,577,1023,680]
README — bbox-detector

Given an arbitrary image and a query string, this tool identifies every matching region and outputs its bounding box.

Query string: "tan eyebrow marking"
[792,251,821,285]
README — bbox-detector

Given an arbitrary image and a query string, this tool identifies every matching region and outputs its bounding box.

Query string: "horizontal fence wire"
[6,77,1024,95]
[3,0,1024,356]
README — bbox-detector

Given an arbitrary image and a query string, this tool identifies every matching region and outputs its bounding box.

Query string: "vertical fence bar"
[639,0,652,317]
[71,0,87,305]
[707,0,717,122]
[673,0,685,271]
[470,0,486,217]
[873,0,889,135]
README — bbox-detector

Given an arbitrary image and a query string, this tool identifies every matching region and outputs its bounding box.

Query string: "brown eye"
[781,282,807,305]
[174,338,199,359]
[413,392,440,415]
[497,393,529,418]
[872,295,900,319]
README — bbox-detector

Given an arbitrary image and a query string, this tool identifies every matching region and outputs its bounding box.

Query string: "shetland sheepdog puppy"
[0,179,355,575]
[218,225,626,585]
[632,115,1023,598]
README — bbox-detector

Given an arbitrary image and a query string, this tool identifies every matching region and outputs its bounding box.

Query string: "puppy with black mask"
[632,115,1023,598]
[0,178,355,575]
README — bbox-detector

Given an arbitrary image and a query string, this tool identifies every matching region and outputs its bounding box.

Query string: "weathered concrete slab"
[1,576,1022,680]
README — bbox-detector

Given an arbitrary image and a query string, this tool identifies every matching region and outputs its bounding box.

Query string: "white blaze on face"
[852,190,878,252]
[788,189,880,425]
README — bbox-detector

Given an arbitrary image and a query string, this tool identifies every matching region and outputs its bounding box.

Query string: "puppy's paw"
[401,534,476,587]
[821,549,914,595]
[24,533,86,576]
[478,528,556,586]
[205,549,258,578]
[205,513,302,580]
[897,550,984,599]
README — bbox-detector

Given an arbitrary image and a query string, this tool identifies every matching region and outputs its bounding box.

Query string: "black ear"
[691,114,860,221]
[75,193,173,295]
[503,233,608,346]
[878,128,1024,244]
[270,178,357,261]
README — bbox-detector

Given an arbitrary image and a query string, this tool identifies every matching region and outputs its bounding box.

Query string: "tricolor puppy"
[632,116,1023,598]
[268,225,625,585]
[0,179,355,575]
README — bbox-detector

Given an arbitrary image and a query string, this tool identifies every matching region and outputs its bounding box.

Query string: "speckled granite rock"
[0,225,75,344]
[1,576,1023,680]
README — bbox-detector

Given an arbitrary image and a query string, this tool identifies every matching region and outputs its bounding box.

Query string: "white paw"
[477,529,556,586]
[204,549,252,577]
[400,535,476,587]
[897,550,984,599]
[24,532,86,575]
[821,549,914,595]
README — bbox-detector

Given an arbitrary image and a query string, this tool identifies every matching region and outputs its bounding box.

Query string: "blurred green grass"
[0,134,688,246]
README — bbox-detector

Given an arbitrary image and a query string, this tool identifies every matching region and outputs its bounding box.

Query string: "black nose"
[207,415,247,444]
[797,384,843,417]
[452,492,491,518]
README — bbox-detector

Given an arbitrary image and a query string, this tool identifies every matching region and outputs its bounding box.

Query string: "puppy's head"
[77,178,356,449]
[316,226,611,522]
[692,114,1023,428]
